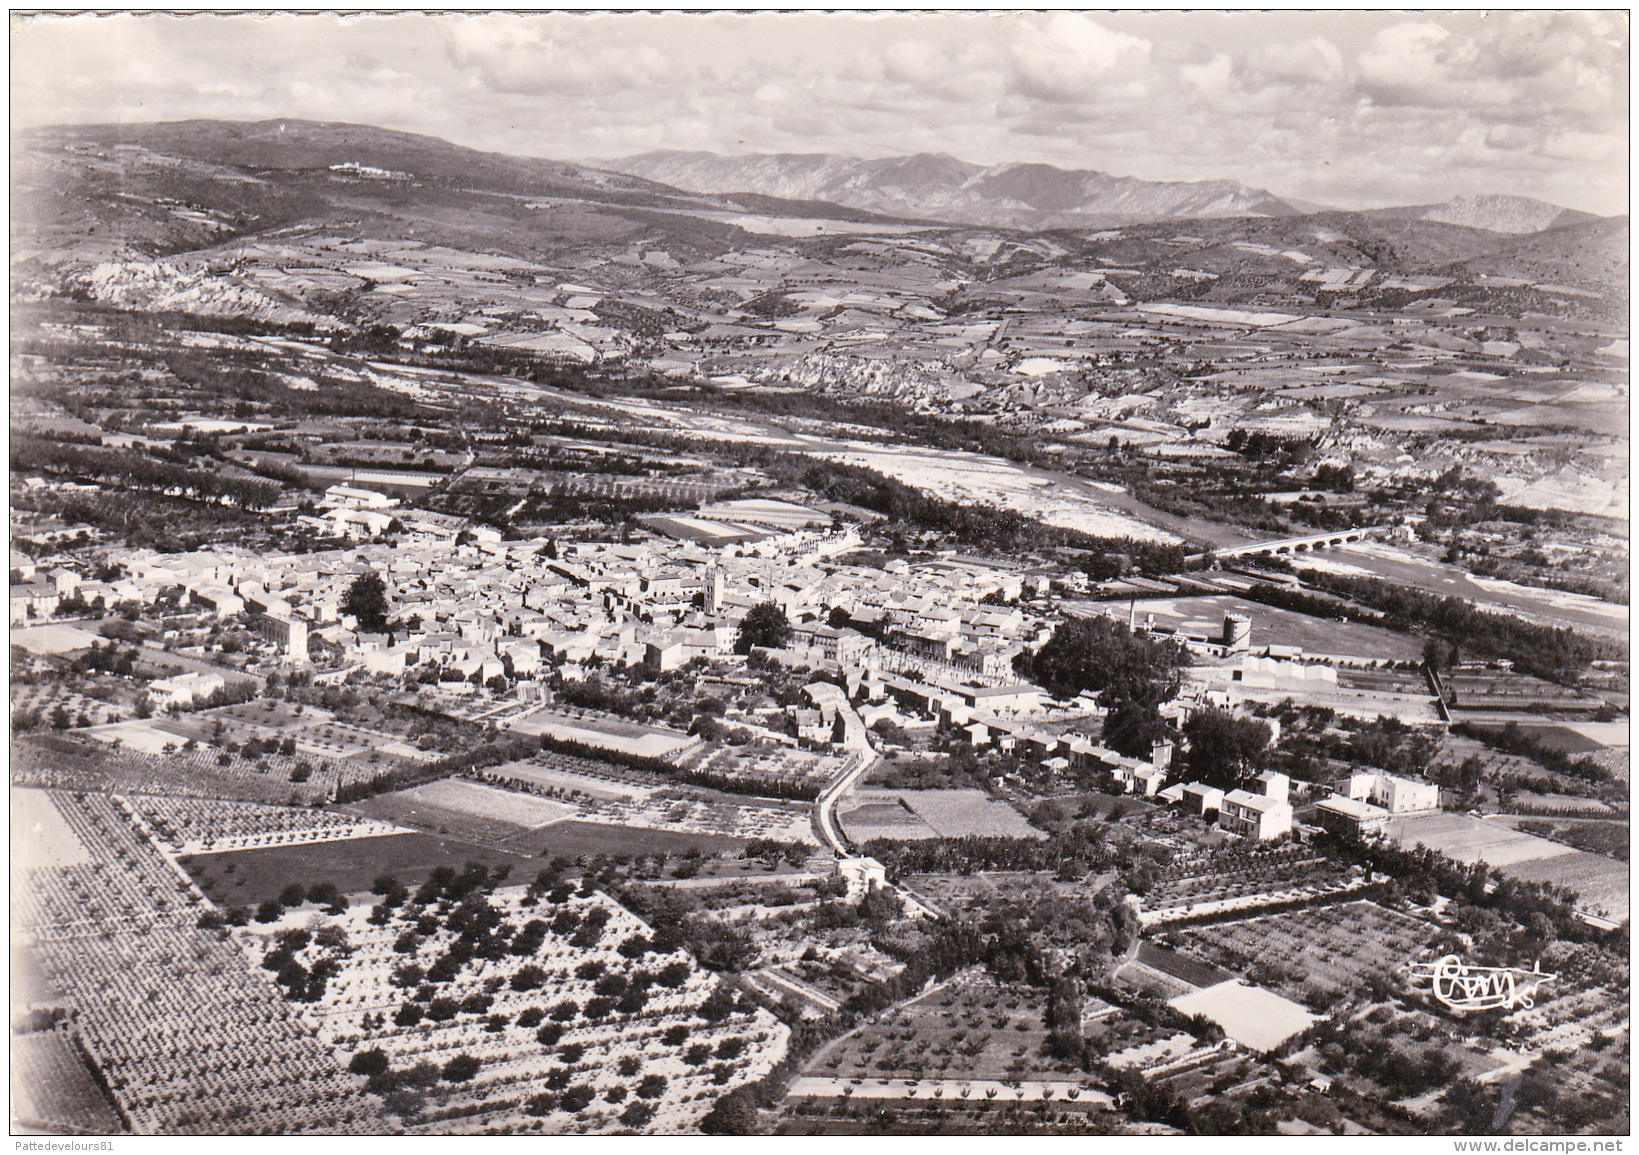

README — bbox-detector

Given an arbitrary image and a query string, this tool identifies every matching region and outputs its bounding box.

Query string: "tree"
[349,1049,390,1077]
[699,1088,758,1134]
[1019,615,1186,732]
[735,601,791,654]
[1182,708,1273,790]
[340,571,391,633]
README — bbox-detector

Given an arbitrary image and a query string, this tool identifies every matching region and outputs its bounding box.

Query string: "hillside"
[604,150,1301,229]
[1366,195,1601,236]
[11,119,920,274]
[1444,216,1631,294]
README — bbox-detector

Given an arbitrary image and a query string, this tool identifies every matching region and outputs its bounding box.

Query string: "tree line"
[13,434,283,511]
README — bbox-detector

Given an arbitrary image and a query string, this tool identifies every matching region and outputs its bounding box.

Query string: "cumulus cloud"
[8,11,1629,214]
[1007,14,1152,103]
[444,18,681,97]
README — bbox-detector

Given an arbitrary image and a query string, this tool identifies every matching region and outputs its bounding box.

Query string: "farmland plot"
[804,967,1086,1086]
[840,790,1043,841]
[11,1029,125,1133]
[1381,813,1576,868]
[1165,902,1444,1011]
[123,794,407,854]
[395,778,578,828]
[236,879,788,1134]
[1493,852,1629,923]
[16,790,378,1135]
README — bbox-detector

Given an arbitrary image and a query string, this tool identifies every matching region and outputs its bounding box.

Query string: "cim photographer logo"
[1403,955,1557,1011]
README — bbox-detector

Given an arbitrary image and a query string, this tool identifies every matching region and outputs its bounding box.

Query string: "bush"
[349,1049,390,1077]
[635,1074,667,1099]
[441,1053,481,1083]
[699,1088,758,1135]
[512,964,547,991]
[560,1084,597,1114]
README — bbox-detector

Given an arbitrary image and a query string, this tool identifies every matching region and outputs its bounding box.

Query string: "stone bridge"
[1204,527,1377,562]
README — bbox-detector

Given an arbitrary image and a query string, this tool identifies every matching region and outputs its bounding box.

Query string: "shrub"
[635,1074,667,1100]
[349,1049,390,1077]
[560,1084,597,1114]
[442,1053,482,1083]
[512,964,547,991]
[699,1088,757,1135]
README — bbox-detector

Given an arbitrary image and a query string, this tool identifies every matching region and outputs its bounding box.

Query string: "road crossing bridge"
[1197,527,1378,564]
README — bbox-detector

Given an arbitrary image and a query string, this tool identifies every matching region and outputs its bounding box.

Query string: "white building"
[324,485,398,510]
[1336,771,1439,815]
[148,671,227,708]
[1218,789,1293,841]
[838,856,886,898]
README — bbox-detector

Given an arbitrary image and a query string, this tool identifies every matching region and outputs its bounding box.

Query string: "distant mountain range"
[603,150,1600,236]
[13,118,1622,306]
[602,150,1301,230]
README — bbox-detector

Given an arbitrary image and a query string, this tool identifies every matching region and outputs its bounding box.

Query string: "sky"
[10,10,1631,215]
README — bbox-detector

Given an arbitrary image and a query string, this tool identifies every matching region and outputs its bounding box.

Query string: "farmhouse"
[838,856,887,898]
[1314,794,1394,837]
[1336,771,1440,815]
[1217,789,1293,841]
[148,670,226,708]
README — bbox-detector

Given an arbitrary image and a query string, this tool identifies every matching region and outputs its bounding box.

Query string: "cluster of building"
[26,486,1446,848]
[35,492,1068,711]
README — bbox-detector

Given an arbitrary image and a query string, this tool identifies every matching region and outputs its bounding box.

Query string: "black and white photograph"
[8,9,1630,1141]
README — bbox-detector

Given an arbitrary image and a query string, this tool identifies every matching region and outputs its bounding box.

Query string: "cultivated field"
[484,752,664,802]
[1381,812,1576,867]
[182,832,540,908]
[839,790,1042,843]
[11,1029,126,1133]
[394,778,579,828]
[804,968,1084,1084]
[125,794,406,854]
[1164,902,1445,1011]
[505,708,696,760]
[16,790,378,1134]
[1495,853,1629,923]
[1167,980,1318,1051]
[234,877,788,1134]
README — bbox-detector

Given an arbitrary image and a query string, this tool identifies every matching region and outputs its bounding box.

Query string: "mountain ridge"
[601,149,1302,229]
[603,149,1601,235]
